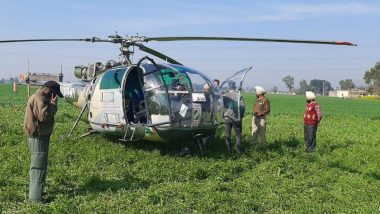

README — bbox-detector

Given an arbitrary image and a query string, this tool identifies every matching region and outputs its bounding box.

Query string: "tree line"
[279,61,380,96]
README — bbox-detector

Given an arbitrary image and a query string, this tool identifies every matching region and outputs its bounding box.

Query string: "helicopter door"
[89,68,127,133]
[220,67,252,122]
[160,65,193,128]
[143,67,171,126]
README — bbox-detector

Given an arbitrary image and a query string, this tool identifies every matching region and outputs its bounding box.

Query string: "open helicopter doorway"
[122,66,146,124]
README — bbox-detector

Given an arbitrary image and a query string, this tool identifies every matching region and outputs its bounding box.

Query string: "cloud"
[104,2,380,30]
[100,15,238,32]
[249,2,380,22]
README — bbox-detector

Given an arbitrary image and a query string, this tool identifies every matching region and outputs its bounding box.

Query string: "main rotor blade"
[145,37,357,46]
[0,39,92,43]
[135,44,182,65]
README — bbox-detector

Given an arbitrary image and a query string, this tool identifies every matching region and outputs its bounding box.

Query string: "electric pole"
[323,81,325,96]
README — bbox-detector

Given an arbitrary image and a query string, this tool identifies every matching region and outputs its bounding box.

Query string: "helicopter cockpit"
[126,62,223,128]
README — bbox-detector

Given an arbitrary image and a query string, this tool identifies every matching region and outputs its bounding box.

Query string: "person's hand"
[51,93,58,105]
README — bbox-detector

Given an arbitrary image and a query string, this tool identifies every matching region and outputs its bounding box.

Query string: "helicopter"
[0,35,356,150]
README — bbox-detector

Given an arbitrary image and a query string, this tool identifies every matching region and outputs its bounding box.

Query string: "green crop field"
[1,84,379,213]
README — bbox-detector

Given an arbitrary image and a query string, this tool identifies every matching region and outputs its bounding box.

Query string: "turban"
[255,86,266,95]
[305,91,316,100]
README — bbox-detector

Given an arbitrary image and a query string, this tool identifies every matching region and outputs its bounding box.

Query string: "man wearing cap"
[214,79,220,87]
[24,81,63,202]
[304,91,322,152]
[251,86,270,145]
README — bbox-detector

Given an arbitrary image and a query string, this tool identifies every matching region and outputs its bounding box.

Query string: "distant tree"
[271,86,278,93]
[282,75,294,92]
[309,79,333,96]
[299,79,311,94]
[339,79,355,90]
[364,62,380,95]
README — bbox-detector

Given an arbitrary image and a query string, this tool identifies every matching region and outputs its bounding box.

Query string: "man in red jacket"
[304,91,322,152]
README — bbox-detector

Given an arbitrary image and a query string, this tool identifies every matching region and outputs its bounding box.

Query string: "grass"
[0,84,380,213]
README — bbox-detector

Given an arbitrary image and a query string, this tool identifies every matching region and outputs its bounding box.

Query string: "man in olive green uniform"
[24,81,63,202]
[223,82,245,154]
[251,86,270,145]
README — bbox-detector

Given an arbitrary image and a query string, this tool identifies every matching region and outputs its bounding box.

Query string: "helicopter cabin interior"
[95,62,221,132]
[123,67,146,124]
[119,64,215,127]
[122,66,185,125]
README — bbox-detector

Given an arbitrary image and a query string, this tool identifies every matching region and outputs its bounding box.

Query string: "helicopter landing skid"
[67,103,87,138]
[118,126,140,142]
[73,129,97,140]
[118,138,139,143]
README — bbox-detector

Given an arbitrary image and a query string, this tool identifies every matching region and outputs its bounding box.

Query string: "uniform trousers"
[28,137,50,202]
[251,116,267,145]
[225,121,243,153]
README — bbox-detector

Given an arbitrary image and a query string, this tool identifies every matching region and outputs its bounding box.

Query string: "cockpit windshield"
[138,63,222,129]
[153,64,217,127]
[168,65,213,93]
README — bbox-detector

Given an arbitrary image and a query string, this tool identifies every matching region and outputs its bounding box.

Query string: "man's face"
[44,88,56,98]
[203,84,210,93]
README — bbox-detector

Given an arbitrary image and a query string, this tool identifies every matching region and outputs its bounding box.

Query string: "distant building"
[329,88,367,99]
[20,71,63,83]
[29,72,63,82]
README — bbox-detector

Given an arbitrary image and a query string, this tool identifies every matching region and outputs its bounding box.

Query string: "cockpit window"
[163,65,212,93]
[160,68,191,91]
[100,69,126,89]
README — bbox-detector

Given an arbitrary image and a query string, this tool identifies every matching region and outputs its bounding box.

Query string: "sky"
[0,0,379,90]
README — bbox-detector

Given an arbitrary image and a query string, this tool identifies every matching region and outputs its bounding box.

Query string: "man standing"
[251,86,270,145]
[24,81,63,202]
[304,91,322,152]
[224,83,245,154]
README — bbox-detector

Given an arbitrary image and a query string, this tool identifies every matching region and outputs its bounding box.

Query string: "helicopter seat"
[134,100,147,123]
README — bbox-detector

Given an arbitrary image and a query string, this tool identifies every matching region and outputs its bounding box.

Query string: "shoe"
[178,147,191,156]
[306,148,314,153]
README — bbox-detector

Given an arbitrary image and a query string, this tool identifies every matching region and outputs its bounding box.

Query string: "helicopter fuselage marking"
[61,86,76,99]
[101,92,114,102]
